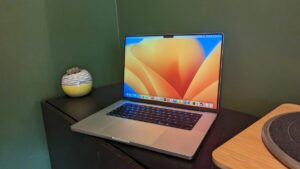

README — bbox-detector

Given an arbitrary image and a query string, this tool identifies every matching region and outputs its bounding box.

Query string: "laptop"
[71,33,224,160]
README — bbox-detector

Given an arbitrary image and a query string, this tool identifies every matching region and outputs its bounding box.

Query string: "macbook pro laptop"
[71,33,224,160]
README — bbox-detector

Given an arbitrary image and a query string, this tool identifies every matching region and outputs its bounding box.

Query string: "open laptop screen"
[123,33,223,109]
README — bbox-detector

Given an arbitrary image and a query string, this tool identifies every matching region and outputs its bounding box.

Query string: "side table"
[42,83,258,169]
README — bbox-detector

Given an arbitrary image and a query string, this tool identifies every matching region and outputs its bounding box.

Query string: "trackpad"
[102,120,167,145]
[153,129,205,155]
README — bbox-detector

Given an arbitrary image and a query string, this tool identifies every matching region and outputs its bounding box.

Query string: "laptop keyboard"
[107,103,202,130]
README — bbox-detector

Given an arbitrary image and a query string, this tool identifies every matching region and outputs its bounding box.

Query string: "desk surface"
[47,83,258,169]
[213,103,300,169]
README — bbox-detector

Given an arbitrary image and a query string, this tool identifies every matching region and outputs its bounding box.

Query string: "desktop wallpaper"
[123,34,223,109]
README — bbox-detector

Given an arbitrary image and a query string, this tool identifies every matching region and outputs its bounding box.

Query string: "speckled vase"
[61,69,93,97]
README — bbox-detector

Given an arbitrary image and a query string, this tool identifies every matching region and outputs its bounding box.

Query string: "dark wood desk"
[42,83,258,169]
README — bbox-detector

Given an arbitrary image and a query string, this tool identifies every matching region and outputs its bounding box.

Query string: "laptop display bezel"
[121,33,224,114]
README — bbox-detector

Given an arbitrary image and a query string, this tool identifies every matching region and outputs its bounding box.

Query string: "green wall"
[45,0,122,86]
[1,0,300,168]
[116,0,300,116]
[0,0,121,168]
[0,1,52,168]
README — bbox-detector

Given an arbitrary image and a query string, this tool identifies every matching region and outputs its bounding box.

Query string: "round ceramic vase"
[61,69,93,97]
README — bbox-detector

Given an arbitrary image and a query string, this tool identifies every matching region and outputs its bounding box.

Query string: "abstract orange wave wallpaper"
[123,35,223,109]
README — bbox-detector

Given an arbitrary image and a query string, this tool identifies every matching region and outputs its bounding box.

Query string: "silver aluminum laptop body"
[71,33,224,160]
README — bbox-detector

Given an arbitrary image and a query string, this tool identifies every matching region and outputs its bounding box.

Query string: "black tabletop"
[47,83,258,169]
